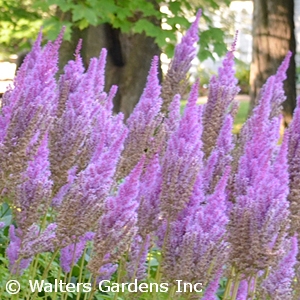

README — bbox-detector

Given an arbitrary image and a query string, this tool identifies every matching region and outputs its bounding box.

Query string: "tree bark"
[250,0,296,124]
[58,22,161,120]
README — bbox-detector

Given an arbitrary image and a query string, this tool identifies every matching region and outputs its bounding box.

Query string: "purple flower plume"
[117,56,165,180]
[287,96,300,250]
[97,262,118,282]
[60,232,95,273]
[1,14,298,300]
[171,10,201,74]
[0,31,62,195]
[202,38,240,159]
[165,94,181,136]
[161,10,201,112]
[261,236,298,300]
[6,225,31,274]
[19,223,57,259]
[201,269,222,300]
[161,167,230,286]
[50,46,117,195]
[15,134,52,231]
[126,234,150,281]
[88,158,144,276]
[55,120,127,246]
[229,57,291,276]
[160,82,203,220]
[137,154,162,238]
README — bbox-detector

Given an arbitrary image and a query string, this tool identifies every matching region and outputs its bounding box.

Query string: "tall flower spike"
[229,61,291,281]
[88,158,144,276]
[50,46,118,196]
[0,31,61,196]
[55,39,85,120]
[161,168,230,289]
[126,234,150,281]
[261,236,297,300]
[19,223,57,259]
[204,114,234,193]
[218,30,238,88]
[201,269,222,300]
[137,154,161,239]
[117,56,165,180]
[60,232,95,273]
[288,96,300,240]
[54,122,127,246]
[250,51,291,118]
[6,226,31,274]
[161,9,201,113]
[14,134,52,231]
[160,82,203,220]
[164,94,181,135]
[202,36,239,158]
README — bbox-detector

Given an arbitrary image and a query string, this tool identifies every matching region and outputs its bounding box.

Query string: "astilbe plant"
[0,11,300,300]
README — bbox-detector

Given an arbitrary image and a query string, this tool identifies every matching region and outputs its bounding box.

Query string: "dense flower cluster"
[1,11,300,300]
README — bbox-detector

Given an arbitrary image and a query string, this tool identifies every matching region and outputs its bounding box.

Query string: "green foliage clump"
[0,0,230,61]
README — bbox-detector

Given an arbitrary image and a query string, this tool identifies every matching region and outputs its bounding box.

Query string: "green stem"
[223,266,235,300]
[231,272,240,300]
[26,257,39,299]
[76,247,88,300]
[52,267,61,300]
[114,258,125,300]
[147,251,152,277]
[247,274,253,299]
[168,285,176,300]
[249,274,258,300]
[263,267,270,280]
[42,250,59,280]
[87,279,97,300]
[83,274,93,300]
[32,250,59,300]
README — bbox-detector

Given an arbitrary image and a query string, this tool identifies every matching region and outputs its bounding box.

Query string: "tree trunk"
[58,22,161,120]
[250,0,296,124]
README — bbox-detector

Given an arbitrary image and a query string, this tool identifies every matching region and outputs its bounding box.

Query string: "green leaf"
[78,18,89,30]
[72,4,89,22]
[32,0,51,12]
[133,19,161,38]
[164,42,175,58]
[115,6,132,21]
[43,17,72,41]
[155,29,175,48]
[166,15,190,29]
[198,48,214,62]
[112,18,132,32]
[169,1,182,15]
[213,42,227,57]
[53,0,74,13]
[0,215,12,227]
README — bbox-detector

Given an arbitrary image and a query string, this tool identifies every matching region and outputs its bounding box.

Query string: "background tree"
[250,0,296,124]
[0,0,231,118]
